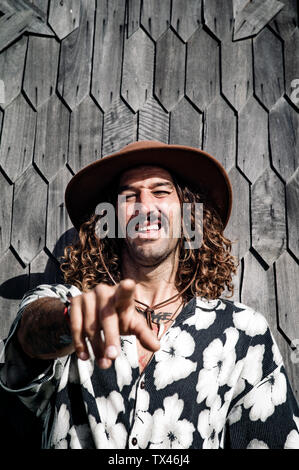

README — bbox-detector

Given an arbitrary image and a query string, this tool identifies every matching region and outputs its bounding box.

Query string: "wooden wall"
[0,0,298,447]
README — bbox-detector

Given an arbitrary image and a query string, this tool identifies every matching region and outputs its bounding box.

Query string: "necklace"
[135,300,184,339]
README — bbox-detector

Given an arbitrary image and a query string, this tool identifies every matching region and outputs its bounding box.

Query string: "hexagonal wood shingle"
[169,97,202,148]
[269,96,299,183]
[253,27,284,110]
[34,94,69,182]
[140,0,171,41]
[23,36,60,110]
[171,0,202,42]
[68,96,103,174]
[0,35,27,109]
[138,96,169,143]
[48,0,81,40]
[251,167,286,267]
[121,28,154,113]
[186,27,220,112]
[57,0,95,111]
[155,28,185,111]
[238,96,269,183]
[0,93,36,183]
[11,165,47,266]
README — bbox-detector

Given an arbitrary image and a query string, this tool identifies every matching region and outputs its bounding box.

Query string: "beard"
[123,236,179,268]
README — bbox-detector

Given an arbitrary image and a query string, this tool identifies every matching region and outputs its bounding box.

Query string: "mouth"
[133,220,164,239]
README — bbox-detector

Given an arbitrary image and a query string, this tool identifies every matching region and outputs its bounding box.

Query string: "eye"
[153,191,170,195]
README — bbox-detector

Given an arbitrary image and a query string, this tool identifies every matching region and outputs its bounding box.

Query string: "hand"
[69,279,160,369]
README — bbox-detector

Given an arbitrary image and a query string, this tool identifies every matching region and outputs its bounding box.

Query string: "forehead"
[119,165,174,186]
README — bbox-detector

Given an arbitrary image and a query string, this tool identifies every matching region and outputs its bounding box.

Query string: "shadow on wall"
[0,228,78,449]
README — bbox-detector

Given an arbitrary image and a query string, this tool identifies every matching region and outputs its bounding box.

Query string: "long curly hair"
[60,171,239,302]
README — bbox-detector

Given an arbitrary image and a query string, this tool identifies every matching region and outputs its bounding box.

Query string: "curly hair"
[60,171,239,302]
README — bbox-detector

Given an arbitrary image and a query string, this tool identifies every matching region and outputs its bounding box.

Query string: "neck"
[121,248,181,307]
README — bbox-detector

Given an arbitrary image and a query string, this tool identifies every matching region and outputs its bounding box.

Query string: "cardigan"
[0,283,298,449]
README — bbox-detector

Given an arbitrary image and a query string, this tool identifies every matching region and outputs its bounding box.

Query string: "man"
[0,140,298,449]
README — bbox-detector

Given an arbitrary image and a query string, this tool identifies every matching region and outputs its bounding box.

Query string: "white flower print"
[247,439,269,449]
[129,388,153,449]
[244,365,287,422]
[115,336,138,391]
[153,328,197,390]
[52,404,70,448]
[232,303,268,337]
[149,394,195,449]
[197,396,227,449]
[227,404,242,425]
[196,327,239,406]
[90,391,127,448]
[68,424,93,449]
[183,297,226,331]
[284,415,299,449]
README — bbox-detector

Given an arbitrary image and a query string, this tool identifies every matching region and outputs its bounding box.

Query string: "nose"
[134,190,160,220]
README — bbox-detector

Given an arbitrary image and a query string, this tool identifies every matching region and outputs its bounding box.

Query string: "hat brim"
[65,141,232,232]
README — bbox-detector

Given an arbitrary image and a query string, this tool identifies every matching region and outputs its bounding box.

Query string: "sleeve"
[224,316,299,449]
[0,283,82,420]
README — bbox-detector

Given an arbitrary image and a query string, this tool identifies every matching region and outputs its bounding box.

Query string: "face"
[117,165,182,267]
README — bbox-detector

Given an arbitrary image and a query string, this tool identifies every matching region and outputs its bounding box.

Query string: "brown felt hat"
[65,140,233,232]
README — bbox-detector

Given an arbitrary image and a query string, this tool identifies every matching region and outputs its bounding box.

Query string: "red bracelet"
[63,300,71,321]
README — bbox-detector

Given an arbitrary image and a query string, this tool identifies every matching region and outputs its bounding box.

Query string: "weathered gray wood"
[269,0,298,40]
[203,0,234,41]
[57,0,95,111]
[121,28,154,113]
[203,94,236,171]
[269,97,299,183]
[0,8,53,53]
[46,166,74,260]
[0,0,46,16]
[240,249,299,398]
[285,28,299,110]
[102,98,137,156]
[238,96,268,183]
[28,0,49,15]
[221,39,253,112]
[233,0,248,18]
[186,27,219,111]
[138,96,169,143]
[251,167,286,267]
[48,0,80,40]
[91,0,126,112]
[276,251,299,340]
[0,171,13,258]
[140,0,171,41]
[0,249,29,340]
[29,249,64,290]
[34,95,69,182]
[171,0,202,42]
[242,250,277,330]
[0,35,27,109]
[233,0,284,41]
[253,27,284,110]
[0,94,36,183]
[23,36,60,109]
[126,0,141,38]
[286,168,299,260]
[68,96,103,173]
[155,28,185,111]
[11,166,47,266]
[224,167,250,262]
[169,97,202,148]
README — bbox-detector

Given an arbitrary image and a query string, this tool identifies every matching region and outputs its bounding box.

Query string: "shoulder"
[195,296,270,337]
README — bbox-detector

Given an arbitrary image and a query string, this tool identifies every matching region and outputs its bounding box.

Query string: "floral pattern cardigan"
[0,283,299,449]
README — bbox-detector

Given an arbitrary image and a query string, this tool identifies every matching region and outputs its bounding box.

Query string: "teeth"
[138,224,160,232]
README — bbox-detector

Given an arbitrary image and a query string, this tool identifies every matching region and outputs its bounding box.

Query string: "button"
[131,437,137,446]
[140,380,145,389]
